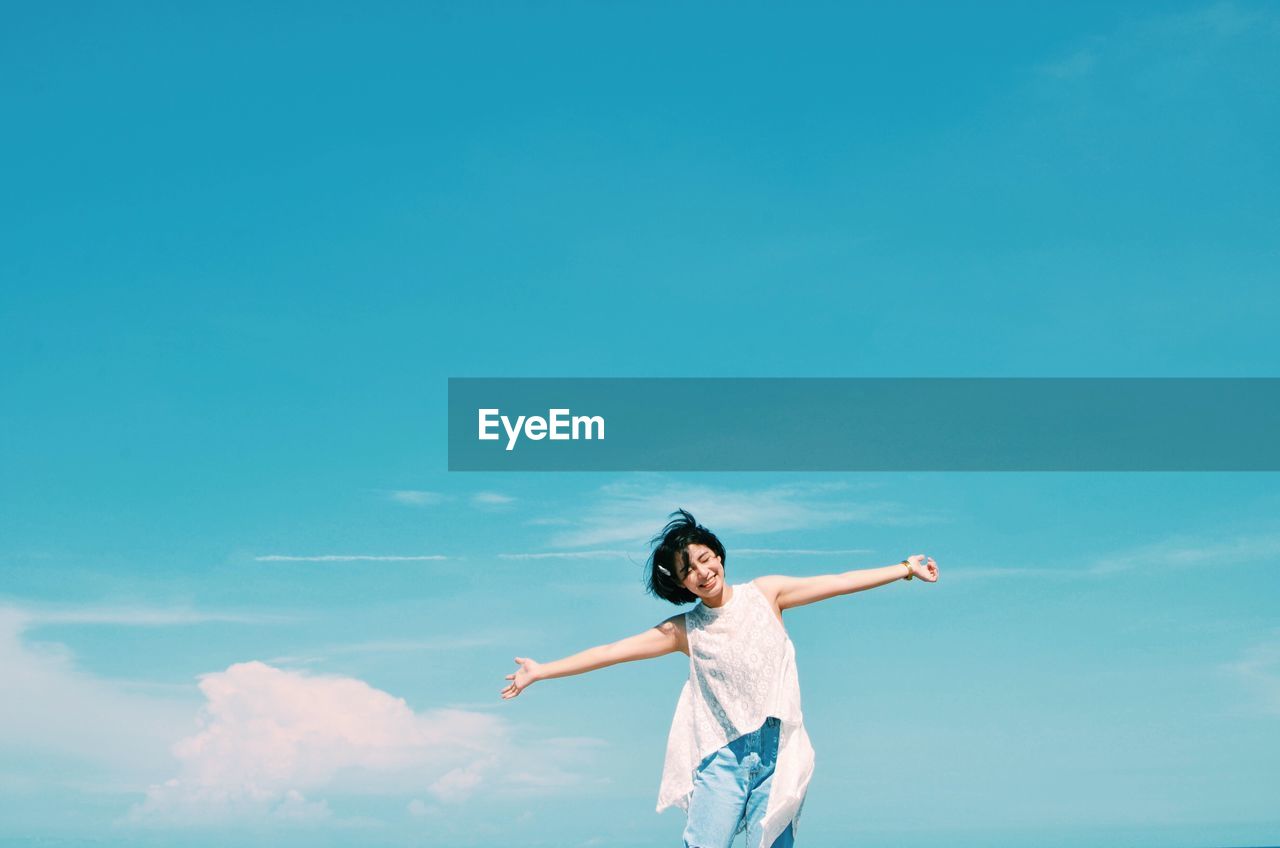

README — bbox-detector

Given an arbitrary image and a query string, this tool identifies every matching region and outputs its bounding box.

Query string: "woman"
[502,509,939,847]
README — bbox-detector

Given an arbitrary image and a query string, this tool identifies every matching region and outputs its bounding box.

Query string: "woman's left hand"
[501,657,542,700]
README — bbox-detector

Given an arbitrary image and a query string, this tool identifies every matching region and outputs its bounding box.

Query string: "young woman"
[501,509,939,848]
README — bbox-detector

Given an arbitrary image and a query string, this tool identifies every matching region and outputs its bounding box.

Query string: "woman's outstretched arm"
[756,554,939,612]
[501,614,686,700]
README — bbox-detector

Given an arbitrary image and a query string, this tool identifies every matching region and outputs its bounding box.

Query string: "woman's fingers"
[504,658,535,700]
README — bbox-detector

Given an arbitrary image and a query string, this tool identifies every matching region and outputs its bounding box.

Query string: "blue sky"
[1,3,1278,846]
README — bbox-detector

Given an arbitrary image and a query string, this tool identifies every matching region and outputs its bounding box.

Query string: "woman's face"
[679,543,724,599]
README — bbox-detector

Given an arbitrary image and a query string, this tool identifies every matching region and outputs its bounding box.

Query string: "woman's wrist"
[900,559,914,580]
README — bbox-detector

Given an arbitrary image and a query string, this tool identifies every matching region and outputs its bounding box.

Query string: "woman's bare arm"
[501,615,686,700]
[755,554,938,612]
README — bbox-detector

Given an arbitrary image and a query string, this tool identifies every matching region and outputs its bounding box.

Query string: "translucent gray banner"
[447,378,1280,471]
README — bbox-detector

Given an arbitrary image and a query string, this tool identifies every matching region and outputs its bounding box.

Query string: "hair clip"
[657,566,672,577]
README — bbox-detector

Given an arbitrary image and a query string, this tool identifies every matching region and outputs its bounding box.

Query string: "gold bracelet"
[901,560,913,580]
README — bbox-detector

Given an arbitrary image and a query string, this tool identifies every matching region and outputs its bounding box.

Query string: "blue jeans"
[683,716,796,848]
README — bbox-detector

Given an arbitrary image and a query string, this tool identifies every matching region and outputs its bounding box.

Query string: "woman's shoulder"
[741,578,774,603]
[747,577,798,615]
[743,579,788,627]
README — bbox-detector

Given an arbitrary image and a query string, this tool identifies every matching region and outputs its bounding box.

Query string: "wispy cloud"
[1155,1,1273,40]
[944,531,1280,582]
[1035,1,1279,93]
[1223,635,1280,716]
[0,607,200,780]
[546,477,938,548]
[941,566,1076,581]
[513,529,1280,583]
[254,554,450,562]
[1086,533,1280,576]
[15,606,293,627]
[472,491,515,507]
[327,636,501,653]
[380,489,519,509]
[734,548,874,557]
[266,635,504,666]
[498,550,635,561]
[1038,46,1099,80]
[387,490,447,506]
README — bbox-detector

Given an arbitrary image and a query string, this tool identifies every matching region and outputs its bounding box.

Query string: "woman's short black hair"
[645,509,727,605]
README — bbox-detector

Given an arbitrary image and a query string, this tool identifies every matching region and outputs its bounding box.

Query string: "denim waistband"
[749,716,780,734]
[737,717,780,747]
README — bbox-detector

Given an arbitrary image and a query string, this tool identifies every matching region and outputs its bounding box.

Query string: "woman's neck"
[702,582,734,609]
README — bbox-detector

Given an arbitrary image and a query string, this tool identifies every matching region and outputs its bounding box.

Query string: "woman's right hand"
[501,656,541,700]
[906,554,939,582]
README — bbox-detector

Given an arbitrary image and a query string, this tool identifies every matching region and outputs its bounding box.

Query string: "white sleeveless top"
[657,580,815,848]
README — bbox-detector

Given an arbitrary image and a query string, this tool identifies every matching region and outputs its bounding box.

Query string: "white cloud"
[388,490,447,506]
[546,477,934,548]
[127,661,505,824]
[381,488,524,510]
[126,661,607,826]
[501,546,872,563]
[941,566,1075,581]
[0,606,202,781]
[254,554,449,562]
[942,531,1280,581]
[1223,636,1280,715]
[733,548,874,557]
[16,606,290,626]
[324,636,501,654]
[428,758,493,803]
[269,788,333,822]
[498,550,634,560]
[501,736,611,794]
[1087,533,1280,575]
[406,797,436,817]
[0,603,604,829]
[265,635,503,666]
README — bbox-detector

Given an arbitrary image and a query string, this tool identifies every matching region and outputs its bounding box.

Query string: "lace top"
[657,580,815,848]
